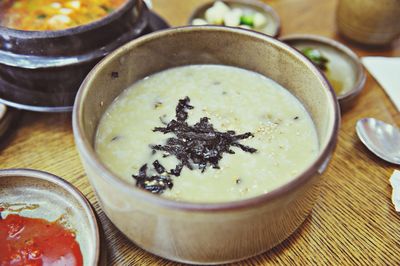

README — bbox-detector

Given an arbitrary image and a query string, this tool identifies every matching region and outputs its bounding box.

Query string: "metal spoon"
[356,118,400,165]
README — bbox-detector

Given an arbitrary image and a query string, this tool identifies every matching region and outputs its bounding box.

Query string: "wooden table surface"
[1,0,400,265]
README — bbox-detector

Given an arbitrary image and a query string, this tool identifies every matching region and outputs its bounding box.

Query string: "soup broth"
[0,0,126,31]
[95,65,319,203]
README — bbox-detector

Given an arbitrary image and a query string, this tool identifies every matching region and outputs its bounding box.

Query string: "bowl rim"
[187,0,281,37]
[0,168,102,265]
[0,0,139,37]
[280,34,366,103]
[73,26,340,212]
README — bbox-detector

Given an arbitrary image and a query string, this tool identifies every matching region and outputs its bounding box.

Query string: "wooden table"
[1,0,400,264]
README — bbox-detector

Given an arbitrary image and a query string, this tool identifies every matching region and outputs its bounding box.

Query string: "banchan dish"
[0,0,169,112]
[73,26,339,264]
[281,34,366,110]
[189,0,280,37]
[0,168,106,265]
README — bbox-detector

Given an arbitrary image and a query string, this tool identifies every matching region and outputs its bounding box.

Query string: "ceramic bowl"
[0,0,168,112]
[336,0,400,46]
[188,0,280,37]
[0,168,105,265]
[281,34,366,110]
[73,26,339,264]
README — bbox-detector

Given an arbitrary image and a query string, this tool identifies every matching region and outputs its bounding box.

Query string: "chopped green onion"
[240,15,254,26]
[301,47,329,71]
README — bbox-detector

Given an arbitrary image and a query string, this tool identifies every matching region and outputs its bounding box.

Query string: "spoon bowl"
[356,118,400,164]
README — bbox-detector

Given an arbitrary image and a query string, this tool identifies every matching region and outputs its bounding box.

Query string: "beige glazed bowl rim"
[73,26,340,212]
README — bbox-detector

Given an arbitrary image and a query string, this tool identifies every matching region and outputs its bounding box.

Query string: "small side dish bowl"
[73,26,339,264]
[281,34,366,110]
[0,0,168,112]
[188,0,280,37]
[0,169,105,265]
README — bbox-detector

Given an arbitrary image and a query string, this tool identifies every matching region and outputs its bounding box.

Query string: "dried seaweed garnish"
[132,96,257,194]
[152,97,257,172]
[132,162,173,194]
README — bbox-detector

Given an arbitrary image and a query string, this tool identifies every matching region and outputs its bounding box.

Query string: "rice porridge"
[95,65,319,203]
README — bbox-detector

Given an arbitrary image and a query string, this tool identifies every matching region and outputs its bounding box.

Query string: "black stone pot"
[0,0,169,112]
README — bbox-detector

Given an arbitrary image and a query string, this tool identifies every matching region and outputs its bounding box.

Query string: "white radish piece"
[205,1,230,24]
[223,10,241,27]
[192,18,208,26]
[253,13,267,28]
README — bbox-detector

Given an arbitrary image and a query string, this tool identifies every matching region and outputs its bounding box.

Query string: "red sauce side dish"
[0,213,83,266]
